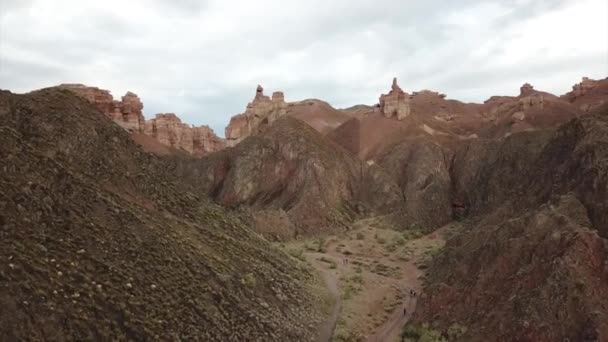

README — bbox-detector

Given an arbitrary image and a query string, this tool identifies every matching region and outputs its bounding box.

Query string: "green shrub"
[241,273,256,287]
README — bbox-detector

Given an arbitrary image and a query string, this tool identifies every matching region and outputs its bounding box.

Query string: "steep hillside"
[379,140,453,232]
[179,116,404,237]
[413,195,608,341]
[0,88,325,341]
[410,109,608,341]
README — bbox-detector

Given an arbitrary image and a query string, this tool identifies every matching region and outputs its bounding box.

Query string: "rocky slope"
[379,139,453,232]
[410,108,608,341]
[179,116,403,238]
[0,88,325,341]
[59,84,225,157]
[414,195,608,341]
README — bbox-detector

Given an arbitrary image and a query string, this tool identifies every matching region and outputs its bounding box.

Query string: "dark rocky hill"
[0,88,326,341]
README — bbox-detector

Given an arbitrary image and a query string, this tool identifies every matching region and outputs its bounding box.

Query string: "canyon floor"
[284,217,457,341]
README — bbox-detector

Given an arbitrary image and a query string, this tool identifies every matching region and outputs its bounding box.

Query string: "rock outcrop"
[377,77,411,120]
[59,84,145,132]
[143,113,225,157]
[519,82,535,97]
[225,85,287,146]
[59,84,225,157]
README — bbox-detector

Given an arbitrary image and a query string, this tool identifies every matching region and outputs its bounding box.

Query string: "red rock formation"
[562,77,608,112]
[143,113,225,157]
[59,84,145,132]
[59,84,225,157]
[568,77,600,99]
[225,85,287,146]
[519,82,535,97]
[378,77,411,120]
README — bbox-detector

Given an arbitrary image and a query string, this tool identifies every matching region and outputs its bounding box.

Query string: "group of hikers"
[403,288,418,316]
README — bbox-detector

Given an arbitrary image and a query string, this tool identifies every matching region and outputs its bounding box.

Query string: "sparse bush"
[241,273,256,287]
[316,237,327,253]
[376,237,386,244]
[356,232,365,240]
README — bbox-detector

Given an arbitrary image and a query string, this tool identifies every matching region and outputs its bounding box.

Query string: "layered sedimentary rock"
[59,84,145,132]
[59,84,225,157]
[377,77,411,120]
[224,85,287,146]
[143,113,225,157]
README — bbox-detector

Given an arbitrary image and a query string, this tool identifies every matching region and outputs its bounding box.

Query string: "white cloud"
[0,0,606,136]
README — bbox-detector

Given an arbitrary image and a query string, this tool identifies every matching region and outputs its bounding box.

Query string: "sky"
[0,0,607,136]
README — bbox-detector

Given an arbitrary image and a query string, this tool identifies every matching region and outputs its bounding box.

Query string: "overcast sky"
[0,0,606,136]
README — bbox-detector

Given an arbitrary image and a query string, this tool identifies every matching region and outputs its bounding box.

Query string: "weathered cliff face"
[143,113,225,157]
[59,84,225,157]
[225,85,287,147]
[379,140,453,232]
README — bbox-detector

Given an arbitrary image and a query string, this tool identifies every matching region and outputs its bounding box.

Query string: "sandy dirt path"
[366,295,418,342]
[307,252,342,342]
[294,220,451,341]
